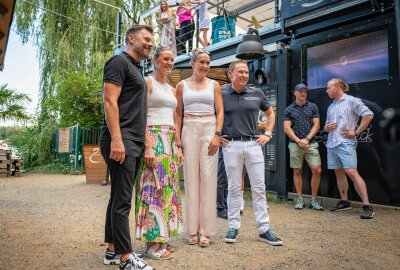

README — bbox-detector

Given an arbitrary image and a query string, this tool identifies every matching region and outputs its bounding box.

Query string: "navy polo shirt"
[222,85,270,137]
[283,101,319,143]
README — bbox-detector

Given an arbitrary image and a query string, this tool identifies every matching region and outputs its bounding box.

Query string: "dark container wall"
[289,13,400,206]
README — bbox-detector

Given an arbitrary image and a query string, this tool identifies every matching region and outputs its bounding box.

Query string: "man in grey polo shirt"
[220,60,283,246]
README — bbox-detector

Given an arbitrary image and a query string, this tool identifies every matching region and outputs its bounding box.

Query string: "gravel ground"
[0,173,399,270]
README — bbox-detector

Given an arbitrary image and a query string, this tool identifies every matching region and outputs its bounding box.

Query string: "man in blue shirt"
[325,78,374,219]
[220,60,282,246]
[284,83,323,210]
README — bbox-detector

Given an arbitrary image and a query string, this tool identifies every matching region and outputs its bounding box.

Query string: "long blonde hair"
[328,78,349,92]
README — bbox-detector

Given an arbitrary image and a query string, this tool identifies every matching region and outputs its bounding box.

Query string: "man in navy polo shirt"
[283,83,323,211]
[220,60,283,246]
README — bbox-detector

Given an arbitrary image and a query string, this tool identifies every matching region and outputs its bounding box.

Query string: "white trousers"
[223,141,270,234]
[182,116,217,237]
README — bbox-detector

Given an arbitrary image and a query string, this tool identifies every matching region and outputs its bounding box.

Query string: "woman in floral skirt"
[135,47,184,260]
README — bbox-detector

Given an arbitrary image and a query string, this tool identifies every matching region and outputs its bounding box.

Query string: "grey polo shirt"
[222,85,270,137]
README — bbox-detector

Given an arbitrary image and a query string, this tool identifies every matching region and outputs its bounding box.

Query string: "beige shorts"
[288,142,321,168]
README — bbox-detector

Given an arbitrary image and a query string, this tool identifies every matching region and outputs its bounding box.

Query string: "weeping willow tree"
[13,0,156,123]
[9,0,157,170]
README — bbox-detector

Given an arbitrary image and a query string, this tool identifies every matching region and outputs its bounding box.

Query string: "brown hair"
[329,78,349,92]
[125,25,153,45]
[190,48,210,62]
[153,46,173,59]
[228,60,248,72]
[160,0,170,12]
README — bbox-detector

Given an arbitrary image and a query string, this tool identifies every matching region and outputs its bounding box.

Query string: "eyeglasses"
[190,48,210,61]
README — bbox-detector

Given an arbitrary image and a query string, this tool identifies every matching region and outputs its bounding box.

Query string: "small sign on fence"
[83,144,107,184]
[58,128,71,153]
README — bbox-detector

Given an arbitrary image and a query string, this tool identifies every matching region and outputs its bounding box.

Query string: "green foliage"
[14,0,157,121]
[0,126,23,140]
[46,70,103,127]
[27,161,81,174]
[6,118,58,168]
[0,84,32,122]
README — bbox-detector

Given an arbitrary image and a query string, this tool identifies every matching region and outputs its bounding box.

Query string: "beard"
[132,43,151,60]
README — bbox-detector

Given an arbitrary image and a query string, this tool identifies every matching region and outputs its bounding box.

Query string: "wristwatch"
[264,131,272,138]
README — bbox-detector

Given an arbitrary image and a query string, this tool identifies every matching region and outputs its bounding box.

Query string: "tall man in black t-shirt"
[220,60,283,246]
[100,25,154,270]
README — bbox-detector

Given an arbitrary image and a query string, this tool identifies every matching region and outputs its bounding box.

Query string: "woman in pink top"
[175,48,224,247]
[177,0,194,55]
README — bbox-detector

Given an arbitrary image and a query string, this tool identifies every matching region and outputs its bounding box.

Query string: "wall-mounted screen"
[306,29,389,89]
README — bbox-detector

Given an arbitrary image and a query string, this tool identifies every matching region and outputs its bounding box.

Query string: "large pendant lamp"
[236,28,265,60]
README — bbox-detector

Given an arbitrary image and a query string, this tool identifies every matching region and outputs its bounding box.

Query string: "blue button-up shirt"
[325,94,373,148]
[283,101,319,143]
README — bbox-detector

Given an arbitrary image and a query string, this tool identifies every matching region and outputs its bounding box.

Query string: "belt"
[228,136,257,141]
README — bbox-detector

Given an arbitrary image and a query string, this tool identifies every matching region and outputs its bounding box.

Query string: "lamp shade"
[236,28,265,60]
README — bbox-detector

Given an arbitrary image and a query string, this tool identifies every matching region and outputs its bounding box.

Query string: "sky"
[0,31,40,126]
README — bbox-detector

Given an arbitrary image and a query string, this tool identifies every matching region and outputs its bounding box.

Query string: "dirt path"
[0,174,399,270]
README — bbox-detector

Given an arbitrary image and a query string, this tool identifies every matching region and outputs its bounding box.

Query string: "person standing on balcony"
[325,78,375,219]
[158,1,177,56]
[135,47,184,260]
[100,25,155,270]
[175,48,224,247]
[283,83,323,211]
[193,0,210,47]
[177,0,195,55]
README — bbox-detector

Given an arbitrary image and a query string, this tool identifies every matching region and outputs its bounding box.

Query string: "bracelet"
[215,131,222,136]
[296,139,301,144]
[177,144,183,149]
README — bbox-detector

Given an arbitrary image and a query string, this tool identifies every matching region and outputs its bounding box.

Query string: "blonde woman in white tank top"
[135,47,184,260]
[175,48,224,247]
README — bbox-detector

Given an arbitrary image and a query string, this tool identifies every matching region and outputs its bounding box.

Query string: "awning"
[0,0,16,71]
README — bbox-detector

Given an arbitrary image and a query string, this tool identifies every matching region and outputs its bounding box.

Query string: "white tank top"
[182,79,215,115]
[147,76,177,126]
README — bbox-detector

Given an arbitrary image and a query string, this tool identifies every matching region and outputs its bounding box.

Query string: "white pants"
[223,141,270,234]
[182,116,217,237]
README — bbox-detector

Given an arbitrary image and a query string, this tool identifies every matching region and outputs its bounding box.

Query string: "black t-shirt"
[222,85,270,137]
[100,51,147,142]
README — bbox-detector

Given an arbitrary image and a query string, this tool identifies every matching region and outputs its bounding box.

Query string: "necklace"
[153,76,169,91]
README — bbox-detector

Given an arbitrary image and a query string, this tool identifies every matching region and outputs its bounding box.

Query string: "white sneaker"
[294,198,304,210]
[119,254,154,270]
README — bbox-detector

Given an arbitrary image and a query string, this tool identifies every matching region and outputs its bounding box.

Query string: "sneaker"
[259,229,283,246]
[294,198,304,210]
[360,205,374,219]
[309,200,324,211]
[104,249,144,265]
[217,209,228,219]
[225,228,239,243]
[330,200,352,212]
[119,254,154,270]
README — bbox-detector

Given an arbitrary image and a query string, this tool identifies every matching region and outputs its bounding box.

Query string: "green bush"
[6,118,57,169]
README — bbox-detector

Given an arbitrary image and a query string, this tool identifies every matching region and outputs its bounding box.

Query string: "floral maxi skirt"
[135,125,183,243]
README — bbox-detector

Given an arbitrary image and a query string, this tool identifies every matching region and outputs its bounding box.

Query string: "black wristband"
[215,131,222,136]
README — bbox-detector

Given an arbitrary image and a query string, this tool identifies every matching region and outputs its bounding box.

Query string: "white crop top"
[147,76,177,126]
[182,79,215,115]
